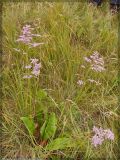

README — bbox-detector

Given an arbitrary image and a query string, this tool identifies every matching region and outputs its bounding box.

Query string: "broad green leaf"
[40,113,57,140]
[20,117,35,136]
[46,137,75,151]
[37,89,47,100]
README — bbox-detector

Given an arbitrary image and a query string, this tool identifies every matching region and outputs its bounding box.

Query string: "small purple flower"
[31,70,40,76]
[34,63,41,69]
[84,51,105,72]
[104,129,114,140]
[92,135,104,147]
[31,62,41,77]
[93,126,100,135]
[84,57,91,63]
[23,58,41,79]
[30,58,39,64]
[77,80,84,86]
[91,64,105,72]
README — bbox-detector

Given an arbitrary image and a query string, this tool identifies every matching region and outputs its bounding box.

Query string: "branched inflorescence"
[23,58,41,79]
[92,126,114,147]
[77,51,105,87]
[16,24,44,47]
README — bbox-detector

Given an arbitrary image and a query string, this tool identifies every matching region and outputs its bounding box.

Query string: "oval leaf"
[21,117,35,136]
[46,137,75,151]
[40,113,57,140]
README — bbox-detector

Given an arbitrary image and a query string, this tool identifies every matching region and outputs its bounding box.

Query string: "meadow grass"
[2,1,119,160]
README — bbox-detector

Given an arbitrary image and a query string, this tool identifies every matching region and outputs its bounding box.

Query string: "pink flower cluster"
[92,126,114,147]
[16,24,44,47]
[17,25,33,44]
[84,51,105,72]
[23,58,41,79]
[31,58,41,76]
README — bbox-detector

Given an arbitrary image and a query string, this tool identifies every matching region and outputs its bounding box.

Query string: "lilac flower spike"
[17,25,33,44]
[92,126,114,147]
[17,24,44,47]
[32,62,41,77]
[30,59,42,77]
[84,51,105,72]
[23,58,42,79]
